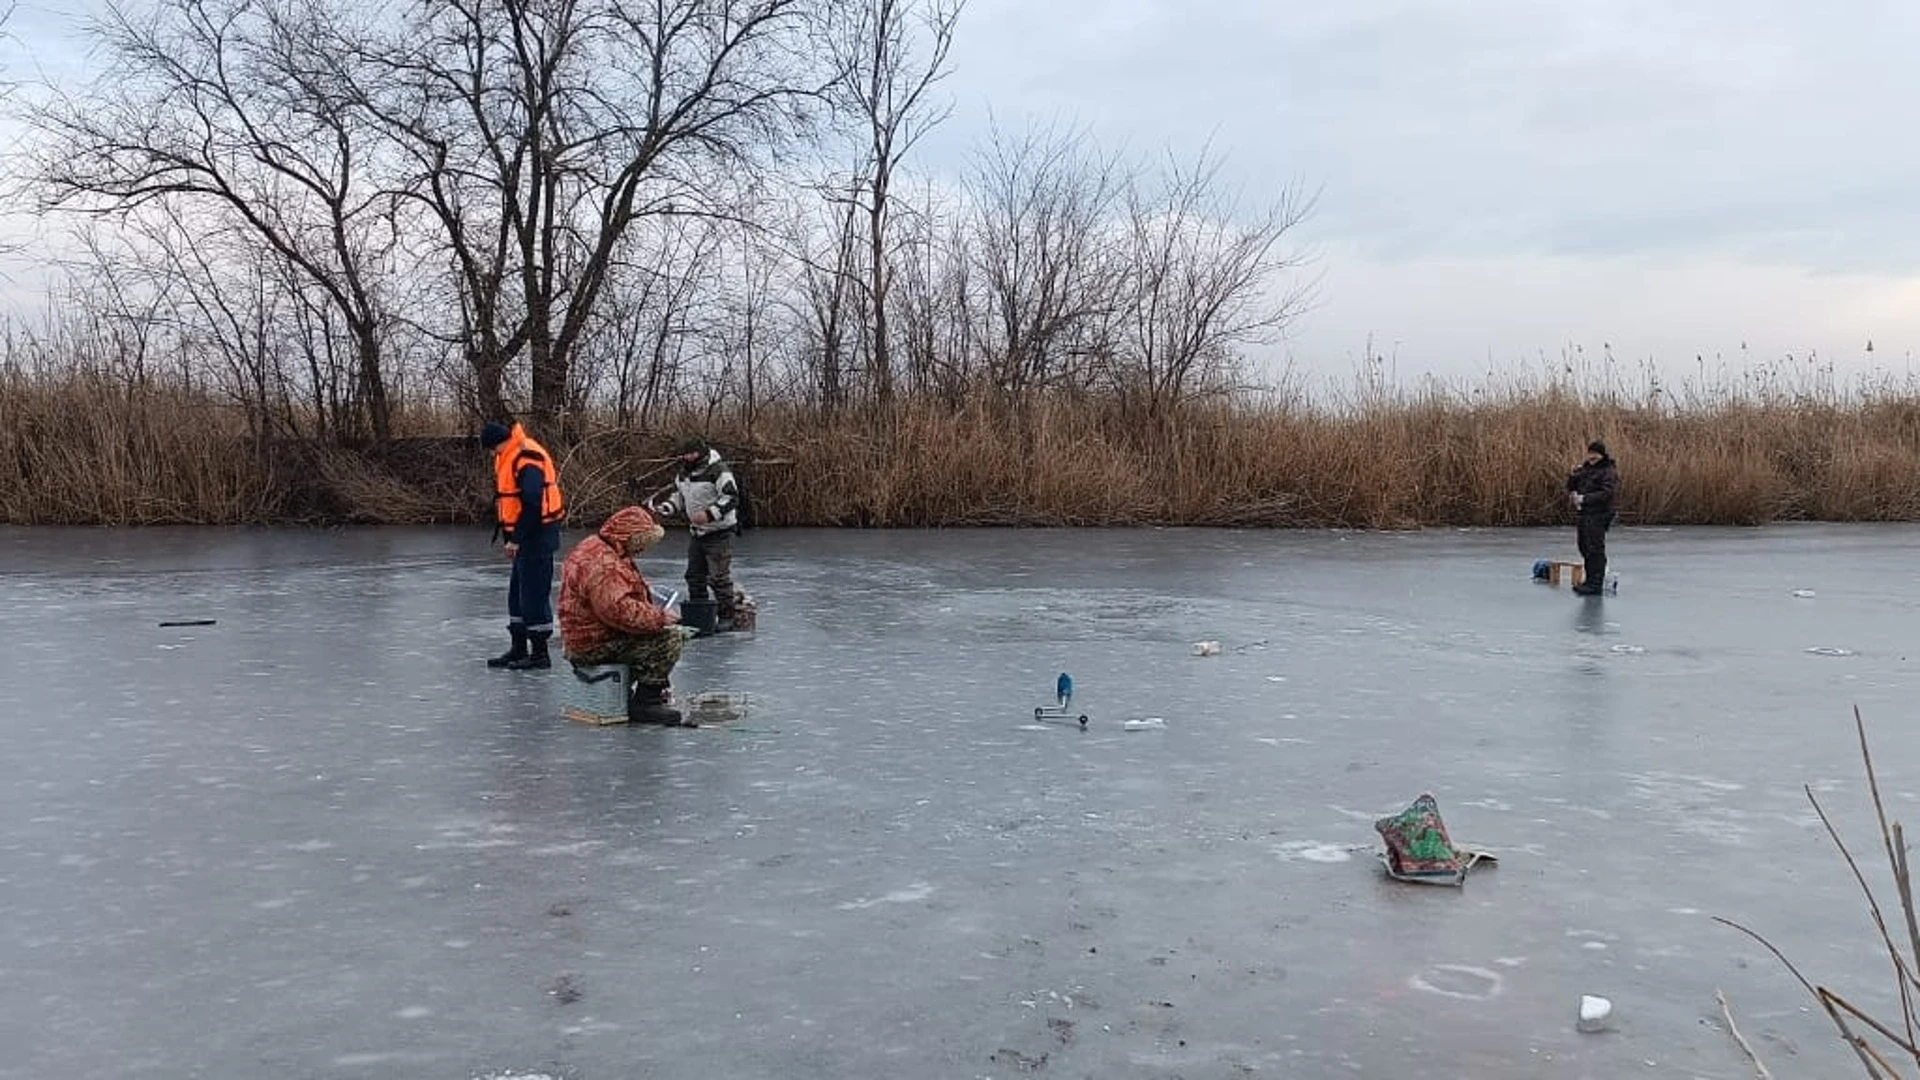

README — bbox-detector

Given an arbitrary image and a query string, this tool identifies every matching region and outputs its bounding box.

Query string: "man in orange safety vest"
[480,419,566,669]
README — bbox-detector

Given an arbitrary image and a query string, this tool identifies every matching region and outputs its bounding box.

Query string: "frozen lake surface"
[4,523,1920,1078]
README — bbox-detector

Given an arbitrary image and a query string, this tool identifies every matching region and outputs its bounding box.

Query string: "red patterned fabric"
[559,508,670,656]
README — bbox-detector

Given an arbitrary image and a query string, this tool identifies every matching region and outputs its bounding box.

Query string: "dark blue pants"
[508,524,561,634]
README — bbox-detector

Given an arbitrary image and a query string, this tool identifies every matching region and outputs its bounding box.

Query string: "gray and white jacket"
[664,450,739,537]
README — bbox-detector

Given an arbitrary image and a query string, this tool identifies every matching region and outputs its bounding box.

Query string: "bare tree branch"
[344,0,829,430]
[28,0,400,441]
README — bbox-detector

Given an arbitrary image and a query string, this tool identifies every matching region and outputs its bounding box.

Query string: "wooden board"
[1546,561,1586,587]
[563,706,630,726]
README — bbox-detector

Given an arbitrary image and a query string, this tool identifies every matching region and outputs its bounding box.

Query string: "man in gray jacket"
[656,435,744,629]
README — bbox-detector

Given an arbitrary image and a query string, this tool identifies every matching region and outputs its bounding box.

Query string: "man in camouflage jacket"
[559,506,690,724]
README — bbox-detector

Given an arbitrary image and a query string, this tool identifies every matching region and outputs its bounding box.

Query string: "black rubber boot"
[1574,516,1607,596]
[627,683,691,726]
[507,630,552,670]
[1573,557,1606,595]
[487,625,529,668]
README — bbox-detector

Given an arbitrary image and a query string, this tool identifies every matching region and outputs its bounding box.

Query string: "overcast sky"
[5,0,1918,389]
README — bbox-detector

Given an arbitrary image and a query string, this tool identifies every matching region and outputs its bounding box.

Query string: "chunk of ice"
[1578,994,1613,1033]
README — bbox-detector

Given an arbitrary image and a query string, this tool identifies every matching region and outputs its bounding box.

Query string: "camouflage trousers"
[686,530,736,617]
[567,628,687,687]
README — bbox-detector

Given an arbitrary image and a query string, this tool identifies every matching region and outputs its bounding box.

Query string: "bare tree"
[579,214,723,425]
[891,177,972,402]
[346,0,829,431]
[784,185,863,411]
[704,221,779,434]
[30,0,403,442]
[827,0,960,407]
[0,5,13,96]
[0,2,21,259]
[965,122,1124,399]
[61,225,179,394]
[62,207,378,446]
[1103,151,1313,422]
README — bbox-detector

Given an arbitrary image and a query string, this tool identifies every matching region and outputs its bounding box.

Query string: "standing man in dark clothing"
[481,419,566,669]
[1566,440,1619,596]
[654,435,743,631]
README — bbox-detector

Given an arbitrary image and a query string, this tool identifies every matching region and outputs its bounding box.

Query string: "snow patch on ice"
[1273,841,1356,864]
[837,882,935,910]
[1408,964,1503,1001]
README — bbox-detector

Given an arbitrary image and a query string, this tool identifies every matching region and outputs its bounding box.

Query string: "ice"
[1,522,1914,1077]
[1408,964,1505,1001]
[1272,841,1356,863]
[835,882,936,910]
[1579,994,1614,1033]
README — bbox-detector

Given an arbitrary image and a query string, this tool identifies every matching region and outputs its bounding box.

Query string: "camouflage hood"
[599,506,664,553]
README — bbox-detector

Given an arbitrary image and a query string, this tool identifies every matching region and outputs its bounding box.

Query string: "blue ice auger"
[1034,672,1088,728]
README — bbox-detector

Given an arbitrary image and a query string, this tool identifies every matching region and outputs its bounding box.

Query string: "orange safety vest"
[493,424,566,529]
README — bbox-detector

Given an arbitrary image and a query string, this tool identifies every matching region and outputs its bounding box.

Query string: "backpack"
[732,463,756,532]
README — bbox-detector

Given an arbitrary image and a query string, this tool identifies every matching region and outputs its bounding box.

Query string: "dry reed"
[9,368,1920,527]
[1717,709,1920,1078]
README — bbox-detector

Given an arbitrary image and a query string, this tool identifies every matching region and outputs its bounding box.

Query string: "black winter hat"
[480,421,512,449]
[1587,440,1609,457]
[674,434,709,456]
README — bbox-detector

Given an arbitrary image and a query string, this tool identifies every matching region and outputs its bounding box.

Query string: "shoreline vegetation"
[3,1,1914,532]
[9,365,1920,529]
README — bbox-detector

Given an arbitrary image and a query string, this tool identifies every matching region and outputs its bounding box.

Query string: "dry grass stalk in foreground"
[1717,989,1775,1079]
[1717,709,1920,1078]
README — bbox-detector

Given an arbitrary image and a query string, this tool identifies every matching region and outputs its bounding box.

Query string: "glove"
[1570,492,1583,508]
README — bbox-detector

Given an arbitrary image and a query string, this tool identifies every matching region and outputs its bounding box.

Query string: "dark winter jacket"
[1566,456,1620,517]
[514,463,547,546]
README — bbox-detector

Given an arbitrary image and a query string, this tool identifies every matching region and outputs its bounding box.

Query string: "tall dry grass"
[9,367,1920,527]
[0,368,480,525]
[1718,710,1920,1077]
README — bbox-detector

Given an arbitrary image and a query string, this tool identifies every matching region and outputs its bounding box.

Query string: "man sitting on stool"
[558,506,691,725]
